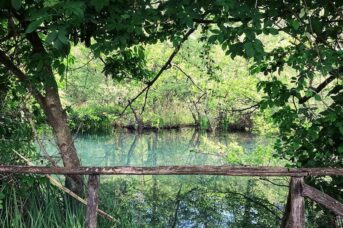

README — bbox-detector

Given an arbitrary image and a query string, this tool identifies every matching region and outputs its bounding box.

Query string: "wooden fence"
[1,165,343,228]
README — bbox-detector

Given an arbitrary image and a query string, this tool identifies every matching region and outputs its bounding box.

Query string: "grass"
[0,182,86,228]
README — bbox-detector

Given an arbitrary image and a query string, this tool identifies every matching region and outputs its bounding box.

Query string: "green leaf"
[305,90,314,97]
[64,2,85,18]
[121,14,130,19]
[90,0,109,12]
[57,63,66,77]
[208,35,218,44]
[253,39,264,54]
[339,126,343,135]
[244,42,255,58]
[11,0,21,10]
[45,31,58,44]
[244,29,255,40]
[311,18,323,34]
[58,31,69,45]
[53,39,63,50]
[291,20,300,30]
[328,85,343,96]
[269,28,278,35]
[25,18,44,33]
[314,94,321,101]
[338,145,343,153]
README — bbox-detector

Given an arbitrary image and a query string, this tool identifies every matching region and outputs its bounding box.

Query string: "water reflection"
[42,129,288,227]
[48,129,263,167]
[99,175,287,227]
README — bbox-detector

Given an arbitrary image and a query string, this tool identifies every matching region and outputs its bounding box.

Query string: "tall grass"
[0,182,86,228]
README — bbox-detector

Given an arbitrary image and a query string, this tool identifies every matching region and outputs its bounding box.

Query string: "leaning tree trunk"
[0,48,83,194]
[24,28,84,194]
[42,86,83,194]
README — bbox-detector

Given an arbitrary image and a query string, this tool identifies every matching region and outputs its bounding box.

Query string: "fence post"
[86,174,100,228]
[289,177,305,228]
[280,186,291,228]
[280,177,305,228]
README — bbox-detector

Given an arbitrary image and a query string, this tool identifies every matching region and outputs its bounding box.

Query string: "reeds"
[0,182,85,228]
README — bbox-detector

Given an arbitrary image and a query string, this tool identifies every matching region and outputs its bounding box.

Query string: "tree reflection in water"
[99,175,286,227]
[43,129,288,227]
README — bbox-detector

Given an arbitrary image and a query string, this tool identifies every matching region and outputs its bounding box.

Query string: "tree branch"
[230,104,259,113]
[13,11,59,93]
[259,177,289,188]
[193,18,242,24]
[0,49,45,106]
[119,27,196,116]
[299,66,343,104]
[218,190,282,220]
[140,86,150,115]
[172,64,204,92]
[129,102,141,124]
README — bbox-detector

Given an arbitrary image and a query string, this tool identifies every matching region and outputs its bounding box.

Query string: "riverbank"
[68,114,255,134]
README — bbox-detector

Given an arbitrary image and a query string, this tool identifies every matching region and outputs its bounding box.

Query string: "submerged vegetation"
[1,0,342,226]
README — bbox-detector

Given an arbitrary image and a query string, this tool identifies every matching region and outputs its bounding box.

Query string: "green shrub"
[67,107,113,134]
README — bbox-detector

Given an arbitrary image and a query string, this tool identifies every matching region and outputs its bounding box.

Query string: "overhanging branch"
[119,27,196,116]
[0,49,45,106]
[172,64,204,92]
[193,18,243,24]
[230,104,259,113]
[299,66,343,104]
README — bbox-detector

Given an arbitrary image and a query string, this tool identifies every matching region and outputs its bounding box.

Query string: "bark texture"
[86,175,100,228]
[42,86,83,194]
[0,15,83,194]
[303,183,343,216]
[289,177,305,228]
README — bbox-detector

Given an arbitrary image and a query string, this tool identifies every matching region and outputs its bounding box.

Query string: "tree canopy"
[1,0,342,208]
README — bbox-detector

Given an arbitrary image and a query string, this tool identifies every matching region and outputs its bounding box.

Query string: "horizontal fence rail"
[1,165,343,176]
[2,165,343,228]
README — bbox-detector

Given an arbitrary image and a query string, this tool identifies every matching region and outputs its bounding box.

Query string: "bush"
[67,107,113,134]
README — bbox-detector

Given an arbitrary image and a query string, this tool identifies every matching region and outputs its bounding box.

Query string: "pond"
[41,129,288,227]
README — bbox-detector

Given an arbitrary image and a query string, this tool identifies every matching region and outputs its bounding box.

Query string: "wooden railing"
[1,165,343,228]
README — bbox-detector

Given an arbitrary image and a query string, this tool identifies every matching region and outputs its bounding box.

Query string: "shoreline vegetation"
[69,118,254,134]
[66,116,261,136]
[67,109,258,134]
[1,0,342,226]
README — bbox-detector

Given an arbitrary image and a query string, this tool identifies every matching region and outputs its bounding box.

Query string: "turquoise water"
[43,129,265,166]
[40,129,288,227]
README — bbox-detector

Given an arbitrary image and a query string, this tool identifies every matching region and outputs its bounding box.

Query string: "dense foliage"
[0,0,342,226]
[61,39,270,133]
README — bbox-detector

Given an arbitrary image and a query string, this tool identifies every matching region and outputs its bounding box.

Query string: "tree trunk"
[24,28,84,194]
[17,17,84,194]
[0,49,83,194]
[42,87,84,194]
[126,134,139,166]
